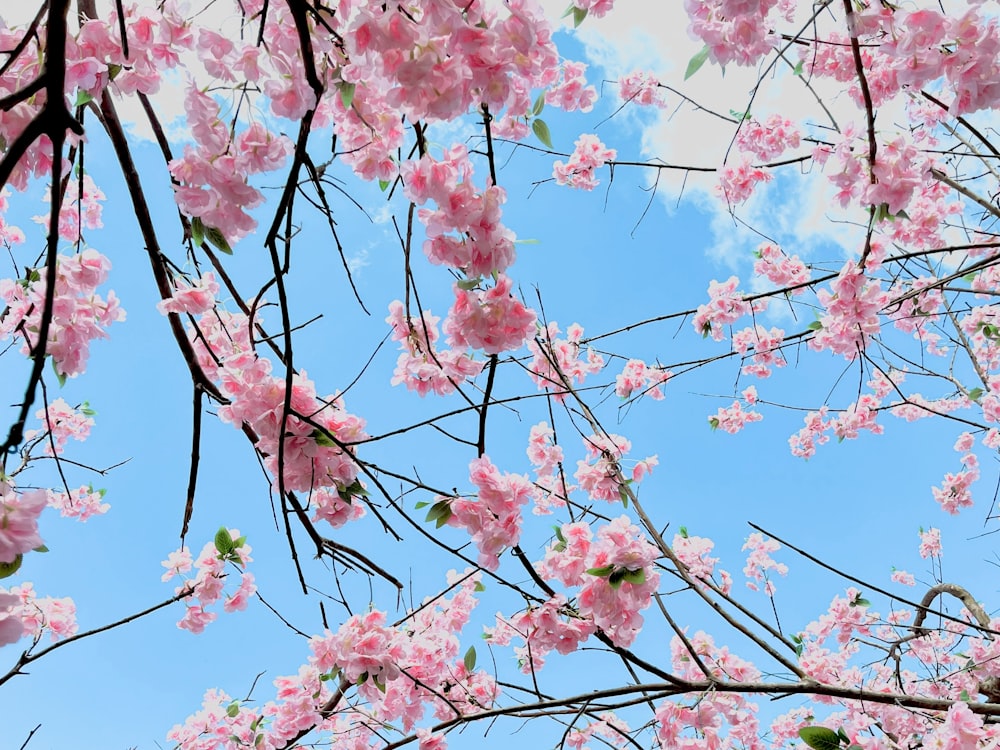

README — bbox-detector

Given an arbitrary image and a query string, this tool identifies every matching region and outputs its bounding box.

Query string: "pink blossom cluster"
[566,714,632,750]
[0,190,25,247]
[865,137,929,216]
[526,422,572,515]
[443,274,536,355]
[882,6,1000,115]
[189,309,367,495]
[887,276,943,348]
[24,398,94,456]
[930,434,979,514]
[809,261,889,360]
[732,325,785,378]
[487,594,596,673]
[169,90,293,246]
[716,158,773,204]
[527,322,604,399]
[446,456,534,571]
[615,358,671,400]
[536,517,660,647]
[0,486,46,564]
[683,0,785,67]
[753,243,809,289]
[735,115,801,161]
[553,134,616,191]
[156,272,220,316]
[385,300,484,397]
[693,276,751,341]
[161,530,255,634]
[741,532,787,594]
[0,249,125,378]
[619,70,666,107]
[310,609,403,686]
[1,582,77,643]
[400,145,517,278]
[570,0,615,19]
[310,487,367,529]
[708,398,763,434]
[673,532,725,585]
[31,174,105,242]
[46,486,110,522]
[545,61,597,113]
[573,433,640,502]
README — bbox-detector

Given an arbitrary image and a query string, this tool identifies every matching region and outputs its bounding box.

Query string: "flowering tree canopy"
[4,0,1000,748]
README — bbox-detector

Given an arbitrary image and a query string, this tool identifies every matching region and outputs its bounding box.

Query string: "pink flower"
[553,134,616,191]
[0,591,25,646]
[444,275,536,354]
[157,272,220,316]
[918,527,942,559]
[0,489,46,564]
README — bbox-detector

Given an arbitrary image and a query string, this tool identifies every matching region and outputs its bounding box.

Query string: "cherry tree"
[3,0,1000,748]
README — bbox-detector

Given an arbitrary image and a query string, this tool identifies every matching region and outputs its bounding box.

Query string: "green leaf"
[708,417,719,430]
[837,728,849,744]
[798,726,842,750]
[233,536,247,549]
[622,568,646,586]
[514,238,540,244]
[531,93,545,117]
[572,6,587,27]
[205,226,233,255]
[586,565,615,578]
[806,321,823,331]
[226,700,240,718]
[618,484,630,508]
[191,216,205,247]
[425,500,452,528]
[414,501,429,510]
[729,109,750,121]
[463,645,477,672]
[793,60,804,77]
[457,277,481,291]
[357,672,368,686]
[108,63,122,81]
[214,526,234,555]
[339,81,356,110]
[474,581,485,592]
[850,597,871,608]
[80,401,97,416]
[968,387,984,401]
[0,554,23,579]
[679,526,689,538]
[532,118,553,149]
[52,358,67,387]
[312,428,336,447]
[684,45,710,80]
[33,544,49,553]
[74,90,94,107]
[378,179,390,192]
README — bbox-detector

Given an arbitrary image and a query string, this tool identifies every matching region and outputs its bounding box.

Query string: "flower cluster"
[0,249,124,378]
[553,134,616,191]
[527,322,604,400]
[443,275,536,355]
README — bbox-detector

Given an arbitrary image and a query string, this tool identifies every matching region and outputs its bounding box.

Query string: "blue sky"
[2,9,999,750]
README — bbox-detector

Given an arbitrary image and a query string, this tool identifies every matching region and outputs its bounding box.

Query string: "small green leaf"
[108,63,122,81]
[463,645,477,672]
[339,81,356,110]
[205,226,233,255]
[807,321,823,331]
[621,568,646,586]
[960,689,971,701]
[214,526,234,555]
[793,60,804,77]
[74,90,94,107]
[378,179,390,192]
[52,358,67,387]
[226,700,240,718]
[850,597,871,608]
[474,581,486,592]
[531,93,545,117]
[80,401,97,416]
[708,417,720,430]
[608,568,627,589]
[233,536,247,549]
[586,565,615,578]
[514,238,540,244]
[532,118,553,149]
[837,728,849,744]
[425,500,452,528]
[729,109,750,121]
[554,526,566,543]
[798,726,842,750]
[0,554,23,579]
[357,672,368,686]
[968,387,984,401]
[678,526,688,538]
[684,45,710,81]
[457,277,481,291]
[963,272,978,282]
[572,6,587,27]
[33,544,49,553]
[191,216,206,247]
[414,501,429,509]
[312,429,336,447]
